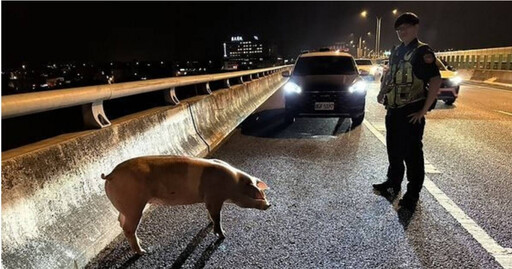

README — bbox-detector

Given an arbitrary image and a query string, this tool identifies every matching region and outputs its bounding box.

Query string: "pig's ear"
[256,179,269,190]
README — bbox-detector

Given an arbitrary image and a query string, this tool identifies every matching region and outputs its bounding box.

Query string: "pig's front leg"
[206,201,225,239]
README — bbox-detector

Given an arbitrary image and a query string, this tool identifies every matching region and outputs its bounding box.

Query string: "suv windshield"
[355,59,373,66]
[293,56,357,76]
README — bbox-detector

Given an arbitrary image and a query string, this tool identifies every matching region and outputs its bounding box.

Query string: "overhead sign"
[231,36,243,42]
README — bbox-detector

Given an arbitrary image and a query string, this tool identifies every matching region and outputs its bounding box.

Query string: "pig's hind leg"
[121,210,146,255]
[206,201,225,239]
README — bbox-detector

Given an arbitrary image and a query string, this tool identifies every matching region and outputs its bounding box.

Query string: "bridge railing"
[436,46,512,71]
[1,65,291,128]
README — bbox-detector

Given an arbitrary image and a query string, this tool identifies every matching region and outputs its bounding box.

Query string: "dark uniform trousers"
[385,100,425,198]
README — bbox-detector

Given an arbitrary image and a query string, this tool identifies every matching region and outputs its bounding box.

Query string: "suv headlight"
[449,76,462,85]
[284,81,302,94]
[349,80,367,93]
[370,66,378,75]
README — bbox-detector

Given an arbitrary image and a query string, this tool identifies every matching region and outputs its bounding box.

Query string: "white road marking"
[363,121,441,174]
[496,110,512,117]
[363,119,512,269]
[425,161,442,174]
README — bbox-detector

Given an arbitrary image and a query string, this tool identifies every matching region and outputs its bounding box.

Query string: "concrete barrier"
[470,69,512,84]
[1,71,289,269]
[187,73,284,152]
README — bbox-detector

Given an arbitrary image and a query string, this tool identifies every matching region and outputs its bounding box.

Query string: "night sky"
[3,1,512,68]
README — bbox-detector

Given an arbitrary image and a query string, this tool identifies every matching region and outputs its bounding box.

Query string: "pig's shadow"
[170,222,224,269]
[192,236,225,268]
[118,253,143,268]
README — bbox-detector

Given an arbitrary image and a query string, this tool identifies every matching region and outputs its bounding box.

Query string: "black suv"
[282,51,367,127]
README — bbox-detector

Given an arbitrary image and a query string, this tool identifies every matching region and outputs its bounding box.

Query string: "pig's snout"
[257,199,271,210]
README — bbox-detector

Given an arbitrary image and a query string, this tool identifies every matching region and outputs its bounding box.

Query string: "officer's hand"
[408,110,427,124]
[377,92,385,104]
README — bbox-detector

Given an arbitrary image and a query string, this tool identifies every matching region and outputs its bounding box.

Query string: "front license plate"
[315,102,334,111]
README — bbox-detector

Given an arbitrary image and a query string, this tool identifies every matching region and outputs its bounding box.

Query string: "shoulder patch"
[423,53,435,64]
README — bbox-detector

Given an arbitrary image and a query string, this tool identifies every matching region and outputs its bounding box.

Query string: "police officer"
[373,12,441,211]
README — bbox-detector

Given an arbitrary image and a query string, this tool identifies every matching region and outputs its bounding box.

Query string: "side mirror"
[282,71,290,77]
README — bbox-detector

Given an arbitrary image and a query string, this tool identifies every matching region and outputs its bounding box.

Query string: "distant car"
[355,59,379,80]
[374,59,388,79]
[436,58,461,105]
[281,51,367,127]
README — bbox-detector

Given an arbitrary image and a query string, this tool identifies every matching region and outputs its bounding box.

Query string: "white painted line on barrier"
[496,110,512,117]
[363,119,512,269]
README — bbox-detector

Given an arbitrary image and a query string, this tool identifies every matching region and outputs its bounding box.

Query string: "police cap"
[394,12,420,29]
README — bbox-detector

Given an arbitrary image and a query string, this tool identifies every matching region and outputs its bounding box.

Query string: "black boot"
[398,192,419,211]
[373,180,401,198]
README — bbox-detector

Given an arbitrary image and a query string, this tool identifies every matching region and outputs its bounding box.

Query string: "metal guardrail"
[2,65,292,128]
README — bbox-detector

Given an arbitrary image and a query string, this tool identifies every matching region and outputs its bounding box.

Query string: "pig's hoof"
[136,248,147,255]
[214,231,226,239]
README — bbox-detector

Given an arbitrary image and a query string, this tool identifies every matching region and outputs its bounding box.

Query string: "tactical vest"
[385,42,428,109]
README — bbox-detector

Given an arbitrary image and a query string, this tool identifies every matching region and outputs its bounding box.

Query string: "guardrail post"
[238,76,244,84]
[196,82,212,95]
[164,87,180,105]
[82,101,111,128]
[223,79,231,88]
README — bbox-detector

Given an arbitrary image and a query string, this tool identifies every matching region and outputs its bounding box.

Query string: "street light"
[361,9,399,58]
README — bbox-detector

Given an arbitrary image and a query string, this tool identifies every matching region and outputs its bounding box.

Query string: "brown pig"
[102,155,271,254]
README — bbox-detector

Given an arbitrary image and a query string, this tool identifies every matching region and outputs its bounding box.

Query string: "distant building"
[223,35,276,70]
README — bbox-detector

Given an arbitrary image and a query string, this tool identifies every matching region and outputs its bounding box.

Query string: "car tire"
[351,113,365,128]
[444,99,455,105]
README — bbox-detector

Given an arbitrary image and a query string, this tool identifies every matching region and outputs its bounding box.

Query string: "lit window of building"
[223,35,277,70]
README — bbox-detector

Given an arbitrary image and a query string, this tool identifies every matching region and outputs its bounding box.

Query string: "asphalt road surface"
[87,81,512,269]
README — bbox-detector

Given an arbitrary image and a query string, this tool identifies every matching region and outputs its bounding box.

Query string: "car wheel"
[444,99,455,105]
[351,113,365,128]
